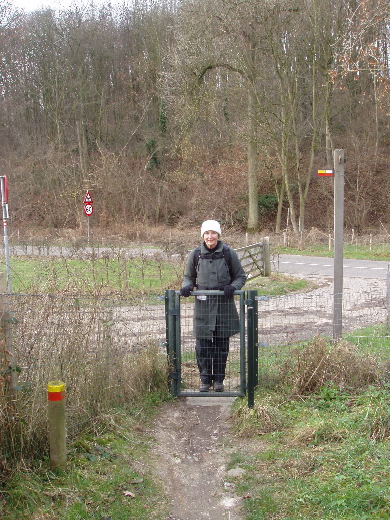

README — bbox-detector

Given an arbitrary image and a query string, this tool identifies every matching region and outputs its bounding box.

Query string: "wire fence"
[268,228,390,251]
[258,286,388,346]
[1,281,389,463]
[256,285,390,389]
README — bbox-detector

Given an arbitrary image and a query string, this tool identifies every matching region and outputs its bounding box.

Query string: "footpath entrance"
[165,290,259,407]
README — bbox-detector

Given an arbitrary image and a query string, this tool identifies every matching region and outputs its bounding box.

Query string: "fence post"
[47,381,67,469]
[247,290,258,408]
[262,237,271,277]
[0,283,20,462]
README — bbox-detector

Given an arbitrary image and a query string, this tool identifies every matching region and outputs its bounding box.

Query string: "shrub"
[280,336,379,395]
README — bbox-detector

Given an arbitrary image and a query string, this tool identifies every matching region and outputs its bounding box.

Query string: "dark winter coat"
[182,240,246,339]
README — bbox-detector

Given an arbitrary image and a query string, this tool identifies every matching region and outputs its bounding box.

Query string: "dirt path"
[150,396,245,520]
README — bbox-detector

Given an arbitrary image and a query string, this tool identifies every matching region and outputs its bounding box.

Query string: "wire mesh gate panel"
[165,290,247,397]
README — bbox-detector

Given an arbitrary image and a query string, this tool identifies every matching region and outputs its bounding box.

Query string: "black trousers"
[195,334,230,385]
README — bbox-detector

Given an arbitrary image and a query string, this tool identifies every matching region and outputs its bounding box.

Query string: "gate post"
[165,290,180,396]
[247,290,258,408]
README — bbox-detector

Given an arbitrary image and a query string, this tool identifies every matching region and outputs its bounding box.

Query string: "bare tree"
[0,0,388,232]
[168,0,278,231]
[167,0,350,233]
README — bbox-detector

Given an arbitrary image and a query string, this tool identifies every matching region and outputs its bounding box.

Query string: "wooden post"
[262,237,271,277]
[0,273,16,391]
[47,381,67,468]
[333,149,344,342]
[0,277,18,461]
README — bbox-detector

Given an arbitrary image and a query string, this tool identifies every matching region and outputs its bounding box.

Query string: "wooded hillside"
[0,0,389,234]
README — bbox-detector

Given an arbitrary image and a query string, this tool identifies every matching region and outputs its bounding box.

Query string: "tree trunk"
[275,175,285,233]
[247,87,259,231]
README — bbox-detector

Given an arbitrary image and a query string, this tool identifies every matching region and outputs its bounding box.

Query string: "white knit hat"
[200,219,222,237]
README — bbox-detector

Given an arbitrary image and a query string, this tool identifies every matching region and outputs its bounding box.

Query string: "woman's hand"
[223,285,235,298]
[180,285,193,297]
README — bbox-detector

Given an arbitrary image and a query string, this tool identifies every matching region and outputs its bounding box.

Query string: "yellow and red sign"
[47,381,66,401]
[318,169,334,177]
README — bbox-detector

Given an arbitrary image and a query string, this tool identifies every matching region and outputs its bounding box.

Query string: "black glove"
[223,285,235,299]
[180,285,193,297]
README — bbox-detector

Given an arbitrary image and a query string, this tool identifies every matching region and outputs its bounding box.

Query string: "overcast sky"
[12,0,80,10]
[11,0,120,13]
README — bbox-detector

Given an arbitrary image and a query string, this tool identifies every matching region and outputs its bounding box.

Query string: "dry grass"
[280,336,379,395]
[233,395,286,437]
[367,404,390,442]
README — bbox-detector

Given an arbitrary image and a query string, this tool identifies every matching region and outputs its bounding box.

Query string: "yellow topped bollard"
[47,381,66,468]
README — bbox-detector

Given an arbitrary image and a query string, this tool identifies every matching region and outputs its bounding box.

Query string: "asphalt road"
[274,254,389,280]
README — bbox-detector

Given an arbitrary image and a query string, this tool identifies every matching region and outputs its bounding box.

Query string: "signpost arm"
[333,149,344,342]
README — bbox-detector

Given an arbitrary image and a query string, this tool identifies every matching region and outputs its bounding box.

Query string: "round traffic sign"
[84,204,94,216]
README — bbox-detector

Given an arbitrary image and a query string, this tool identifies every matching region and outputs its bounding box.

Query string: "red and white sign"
[83,190,94,216]
[83,191,93,204]
[83,204,94,216]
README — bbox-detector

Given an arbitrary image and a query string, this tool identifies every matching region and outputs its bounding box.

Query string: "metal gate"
[165,289,258,406]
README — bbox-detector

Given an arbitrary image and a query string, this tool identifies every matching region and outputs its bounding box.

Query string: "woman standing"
[180,220,246,392]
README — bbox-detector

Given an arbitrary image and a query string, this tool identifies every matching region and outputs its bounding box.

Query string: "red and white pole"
[0,176,11,293]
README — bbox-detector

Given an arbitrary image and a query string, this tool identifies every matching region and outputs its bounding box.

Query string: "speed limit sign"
[84,203,94,216]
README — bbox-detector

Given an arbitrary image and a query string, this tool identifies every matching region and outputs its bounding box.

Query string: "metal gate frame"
[165,289,258,407]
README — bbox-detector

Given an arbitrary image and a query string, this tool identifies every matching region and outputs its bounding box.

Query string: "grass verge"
[275,244,390,261]
[232,385,390,519]
[8,255,183,296]
[230,336,390,519]
[7,255,311,296]
[246,273,312,295]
